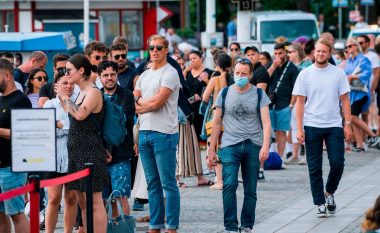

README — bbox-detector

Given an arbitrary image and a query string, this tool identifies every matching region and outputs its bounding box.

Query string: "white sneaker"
[285,155,299,164]
[298,157,307,165]
[317,204,327,218]
[24,202,30,217]
[281,159,286,169]
[240,227,252,233]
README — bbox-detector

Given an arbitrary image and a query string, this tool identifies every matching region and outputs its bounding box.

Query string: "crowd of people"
[0,27,380,233]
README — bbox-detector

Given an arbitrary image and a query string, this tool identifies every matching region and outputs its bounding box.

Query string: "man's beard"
[315,58,329,65]
[0,80,6,93]
[118,63,126,70]
[104,83,116,91]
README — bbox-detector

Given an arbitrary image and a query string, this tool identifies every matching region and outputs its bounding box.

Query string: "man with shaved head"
[14,51,47,90]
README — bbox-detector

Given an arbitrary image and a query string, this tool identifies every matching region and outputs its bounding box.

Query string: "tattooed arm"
[58,87,102,121]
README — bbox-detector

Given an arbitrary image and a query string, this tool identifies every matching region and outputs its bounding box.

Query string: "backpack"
[92,93,127,147]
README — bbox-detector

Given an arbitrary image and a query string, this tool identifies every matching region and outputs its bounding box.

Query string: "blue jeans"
[139,130,179,230]
[304,126,345,205]
[219,139,260,232]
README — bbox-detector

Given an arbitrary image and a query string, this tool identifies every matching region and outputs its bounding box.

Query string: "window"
[0,11,14,32]
[99,11,120,46]
[121,11,143,49]
[260,20,318,43]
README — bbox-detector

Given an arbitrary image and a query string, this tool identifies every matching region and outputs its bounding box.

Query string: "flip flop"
[197,180,214,186]
[177,182,188,188]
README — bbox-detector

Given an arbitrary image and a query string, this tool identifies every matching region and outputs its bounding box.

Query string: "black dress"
[67,98,108,192]
[185,68,213,139]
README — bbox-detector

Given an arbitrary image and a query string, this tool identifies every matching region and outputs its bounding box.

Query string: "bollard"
[28,174,40,233]
[85,163,94,233]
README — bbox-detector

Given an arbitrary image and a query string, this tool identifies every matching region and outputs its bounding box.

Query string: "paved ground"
[36,147,379,233]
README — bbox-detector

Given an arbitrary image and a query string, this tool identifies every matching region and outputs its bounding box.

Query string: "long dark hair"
[68,54,97,80]
[216,53,232,84]
[26,68,48,95]
[361,195,380,231]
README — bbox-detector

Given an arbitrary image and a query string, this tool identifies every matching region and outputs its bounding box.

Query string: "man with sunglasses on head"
[208,57,271,233]
[14,51,47,90]
[84,41,110,88]
[38,53,70,107]
[133,35,181,233]
[110,43,139,92]
[267,43,300,168]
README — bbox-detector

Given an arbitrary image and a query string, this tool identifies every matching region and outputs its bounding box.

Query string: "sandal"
[136,215,150,222]
[177,182,187,188]
[197,180,214,186]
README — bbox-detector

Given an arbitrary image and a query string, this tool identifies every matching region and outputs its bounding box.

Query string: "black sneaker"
[317,204,327,218]
[258,171,265,182]
[325,194,336,214]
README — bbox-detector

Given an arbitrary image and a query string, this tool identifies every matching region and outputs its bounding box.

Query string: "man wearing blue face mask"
[207,58,272,233]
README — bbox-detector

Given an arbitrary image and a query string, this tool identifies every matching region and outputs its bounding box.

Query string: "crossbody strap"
[257,88,263,129]
[273,61,290,94]
[221,86,229,118]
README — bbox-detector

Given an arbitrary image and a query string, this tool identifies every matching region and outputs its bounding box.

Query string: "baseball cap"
[244,46,259,54]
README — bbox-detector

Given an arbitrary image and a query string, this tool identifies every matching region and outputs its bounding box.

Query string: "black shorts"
[351,95,369,116]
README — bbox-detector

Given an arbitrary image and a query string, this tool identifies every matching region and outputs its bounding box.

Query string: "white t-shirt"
[292,64,350,128]
[363,50,380,85]
[135,63,180,134]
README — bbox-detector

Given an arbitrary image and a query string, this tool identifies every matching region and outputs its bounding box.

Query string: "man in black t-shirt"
[38,53,70,107]
[244,46,270,92]
[0,59,31,233]
[110,43,139,92]
[267,43,299,167]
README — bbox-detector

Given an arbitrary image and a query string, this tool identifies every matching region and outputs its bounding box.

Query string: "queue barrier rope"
[0,166,93,233]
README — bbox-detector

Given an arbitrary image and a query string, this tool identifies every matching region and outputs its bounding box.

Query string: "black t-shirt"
[185,68,213,98]
[102,86,135,164]
[118,67,139,92]
[251,62,270,92]
[39,83,55,99]
[127,60,136,69]
[13,68,29,90]
[0,90,32,168]
[269,61,299,110]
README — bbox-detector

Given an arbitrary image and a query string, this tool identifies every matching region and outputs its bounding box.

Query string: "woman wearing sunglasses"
[344,38,380,151]
[25,68,48,108]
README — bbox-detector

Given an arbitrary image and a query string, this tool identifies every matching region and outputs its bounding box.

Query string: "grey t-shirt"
[215,85,271,148]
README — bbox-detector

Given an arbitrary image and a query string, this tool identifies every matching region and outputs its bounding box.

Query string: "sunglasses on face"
[114,54,127,60]
[358,41,366,45]
[94,55,108,61]
[33,76,48,82]
[149,45,164,51]
[345,44,356,49]
[56,67,66,76]
[230,48,239,52]
[65,68,72,76]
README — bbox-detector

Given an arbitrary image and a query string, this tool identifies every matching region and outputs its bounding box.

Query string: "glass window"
[260,20,318,43]
[121,11,143,49]
[6,12,14,32]
[99,11,120,46]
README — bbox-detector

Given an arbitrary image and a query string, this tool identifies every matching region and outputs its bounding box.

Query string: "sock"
[286,143,293,154]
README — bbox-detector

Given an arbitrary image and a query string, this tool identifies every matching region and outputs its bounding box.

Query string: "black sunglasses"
[149,45,164,51]
[65,68,72,76]
[358,41,366,45]
[33,76,48,82]
[114,54,127,60]
[95,55,108,61]
[56,67,66,76]
[345,44,356,49]
[230,48,239,52]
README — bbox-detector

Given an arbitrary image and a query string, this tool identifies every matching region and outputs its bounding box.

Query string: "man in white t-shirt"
[293,39,352,218]
[134,35,181,233]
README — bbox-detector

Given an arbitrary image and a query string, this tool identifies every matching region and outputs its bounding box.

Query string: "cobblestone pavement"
[36,148,378,233]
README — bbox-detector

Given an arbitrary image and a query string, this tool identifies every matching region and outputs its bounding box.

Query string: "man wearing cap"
[267,43,300,168]
[244,46,270,180]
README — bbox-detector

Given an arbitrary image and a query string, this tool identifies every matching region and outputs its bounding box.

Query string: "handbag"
[349,59,369,93]
[106,190,136,233]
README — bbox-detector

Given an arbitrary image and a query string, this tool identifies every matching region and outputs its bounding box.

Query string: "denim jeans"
[139,130,179,230]
[0,167,27,215]
[219,139,260,232]
[304,126,345,205]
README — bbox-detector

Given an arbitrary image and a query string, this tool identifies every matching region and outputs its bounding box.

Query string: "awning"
[0,31,76,52]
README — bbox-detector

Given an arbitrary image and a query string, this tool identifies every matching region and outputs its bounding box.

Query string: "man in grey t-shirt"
[208,58,271,233]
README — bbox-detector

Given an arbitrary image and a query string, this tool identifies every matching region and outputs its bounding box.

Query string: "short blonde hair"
[346,38,362,53]
[147,35,169,48]
[315,38,332,53]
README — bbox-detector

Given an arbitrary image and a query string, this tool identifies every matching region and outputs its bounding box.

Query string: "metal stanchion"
[85,163,94,233]
[28,174,40,233]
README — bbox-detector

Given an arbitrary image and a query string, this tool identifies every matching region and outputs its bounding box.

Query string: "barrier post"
[85,163,94,233]
[28,175,40,233]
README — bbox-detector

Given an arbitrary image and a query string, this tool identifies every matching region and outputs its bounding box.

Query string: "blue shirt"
[344,53,371,111]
